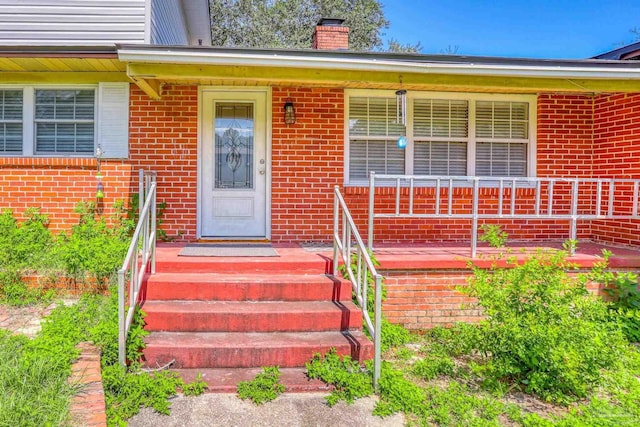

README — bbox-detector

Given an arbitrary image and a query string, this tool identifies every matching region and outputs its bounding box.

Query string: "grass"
[0,295,108,426]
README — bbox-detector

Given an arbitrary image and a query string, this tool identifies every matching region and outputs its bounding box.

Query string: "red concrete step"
[173,367,332,393]
[143,300,363,332]
[142,330,373,369]
[143,273,352,302]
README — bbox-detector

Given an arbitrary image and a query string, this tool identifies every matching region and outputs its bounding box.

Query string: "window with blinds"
[346,92,534,183]
[0,90,23,154]
[348,97,405,179]
[35,90,95,155]
[475,101,529,176]
[413,99,468,175]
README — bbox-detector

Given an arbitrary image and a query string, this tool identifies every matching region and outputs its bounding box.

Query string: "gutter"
[117,47,640,80]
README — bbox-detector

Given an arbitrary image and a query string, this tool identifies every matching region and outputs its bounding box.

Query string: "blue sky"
[381,1,640,59]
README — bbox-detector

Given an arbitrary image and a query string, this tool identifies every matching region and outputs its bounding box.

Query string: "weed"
[182,373,208,396]
[479,223,508,248]
[306,348,373,406]
[237,366,285,405]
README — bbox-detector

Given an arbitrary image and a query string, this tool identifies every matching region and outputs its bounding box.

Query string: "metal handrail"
[333,186,382,391]
[118,169,157,366]
[368,172,640,257]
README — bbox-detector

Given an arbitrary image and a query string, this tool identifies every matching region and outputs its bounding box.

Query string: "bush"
[237,366,285,405]
[463,248,629,403]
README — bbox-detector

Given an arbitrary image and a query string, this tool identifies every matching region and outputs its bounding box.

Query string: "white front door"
[200,90,268,237]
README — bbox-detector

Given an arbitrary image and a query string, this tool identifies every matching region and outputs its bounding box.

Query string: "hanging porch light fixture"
[396,89,407,149]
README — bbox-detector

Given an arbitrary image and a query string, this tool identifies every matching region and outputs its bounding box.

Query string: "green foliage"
[479,223,509,248]
[0,294,110,426]
[306,348,373,406]
[56,201,131,285]
[463,248,629,403]
[182,373,208,396]
[209,0,389,51]
[374,361,426,416]
[237,366,285,405]
[413,352,455,381]
[591,249,640,342]
[102,365,185,424]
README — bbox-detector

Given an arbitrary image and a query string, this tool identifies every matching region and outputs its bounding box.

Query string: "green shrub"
[463,248,629,403]
[55,202,131,285]
[591,250,640,342]
[413,352,456,381]
[237,366,285,405]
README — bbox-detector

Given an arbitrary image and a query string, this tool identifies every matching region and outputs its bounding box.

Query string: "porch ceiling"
[0,47,128,84]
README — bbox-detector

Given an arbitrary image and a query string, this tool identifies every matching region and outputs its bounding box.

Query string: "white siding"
[150,0,188,45]
[0,0,146,46]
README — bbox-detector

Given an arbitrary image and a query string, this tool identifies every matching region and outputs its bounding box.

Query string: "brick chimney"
[312,18,349,50]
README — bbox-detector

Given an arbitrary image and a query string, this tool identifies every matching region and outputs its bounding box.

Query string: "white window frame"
[344,90,537,185]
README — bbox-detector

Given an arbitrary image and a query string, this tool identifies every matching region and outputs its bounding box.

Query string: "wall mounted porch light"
[284,99,296,125]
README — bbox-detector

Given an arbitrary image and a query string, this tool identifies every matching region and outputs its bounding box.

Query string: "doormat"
[178,244,279,257]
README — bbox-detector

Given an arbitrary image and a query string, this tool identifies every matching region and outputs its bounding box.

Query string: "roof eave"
[117,46,640,80]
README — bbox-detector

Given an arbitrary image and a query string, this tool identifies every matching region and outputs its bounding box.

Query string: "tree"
[209,0,389,51]
[386,38,423,54]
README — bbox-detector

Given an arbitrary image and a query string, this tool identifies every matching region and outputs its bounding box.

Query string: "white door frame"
[196,86,272,239]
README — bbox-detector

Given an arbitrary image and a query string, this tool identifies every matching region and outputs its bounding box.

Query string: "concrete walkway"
[127,392,405,427]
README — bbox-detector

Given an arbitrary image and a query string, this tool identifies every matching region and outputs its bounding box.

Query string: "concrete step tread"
[143,300,361,314]
[147,273,340,284]
[144,330,369,348]
[173,368,331,393]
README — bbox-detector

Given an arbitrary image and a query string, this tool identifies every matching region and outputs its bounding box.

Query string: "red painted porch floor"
[153,239,640,273]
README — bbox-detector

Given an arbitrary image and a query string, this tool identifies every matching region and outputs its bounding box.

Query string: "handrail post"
[368,171,375,251]
[373,274,382,392]
[471,178,479,258]
[151,179,157,274]
[569,180,578,255]
[118,269,126,366]
[333,186,339,276]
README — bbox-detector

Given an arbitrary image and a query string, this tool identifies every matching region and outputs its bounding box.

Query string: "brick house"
[2,4,640,248]
[3,1,640,341]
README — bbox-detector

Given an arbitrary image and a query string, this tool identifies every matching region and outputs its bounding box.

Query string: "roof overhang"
[0,46,127,84]
[117,45,640,99]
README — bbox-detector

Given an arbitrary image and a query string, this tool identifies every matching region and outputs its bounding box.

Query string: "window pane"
[0,90,23,153]
[414,99,468,138]
[414,141,467,175]
[476,142,527,177]
[476,101,529,139]
[349,139,405,179]
[349,96,403,137]
[35,89,95,154]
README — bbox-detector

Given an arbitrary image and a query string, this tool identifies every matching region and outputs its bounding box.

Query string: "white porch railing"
[368,172,640,257]
[118,169,157,366]
[333,186,383,391]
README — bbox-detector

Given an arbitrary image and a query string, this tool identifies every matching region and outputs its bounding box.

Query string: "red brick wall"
[129,85,198,241]
[0,157,133,231]
[271,87,345,242]
[591,93,640,246]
